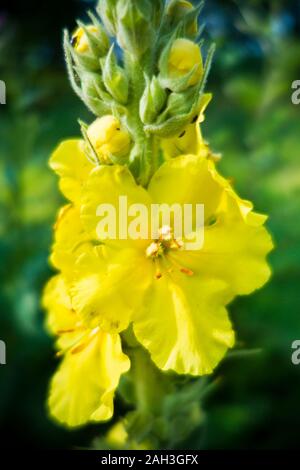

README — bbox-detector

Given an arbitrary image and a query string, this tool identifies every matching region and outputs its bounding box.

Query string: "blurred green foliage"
[0,0,300,449]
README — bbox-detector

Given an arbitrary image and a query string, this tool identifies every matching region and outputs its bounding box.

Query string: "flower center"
[145,225,184,259]
[145,226,193,279]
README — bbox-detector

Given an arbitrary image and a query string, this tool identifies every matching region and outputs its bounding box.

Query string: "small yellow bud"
[168,38,203,86]
[87,116,131,162]
[71,26,98,54]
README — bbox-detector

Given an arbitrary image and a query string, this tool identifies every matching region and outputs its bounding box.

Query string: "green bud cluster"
[64,0,214,185]
[140,76,167,124]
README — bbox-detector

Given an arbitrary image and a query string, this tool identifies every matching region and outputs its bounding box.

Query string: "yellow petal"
[81,164,152,249]
[133,273,234,376]
[42,274,86,353]
[175,193,273,295]
[48,331,130,428]
[148,154,223,221]
[70,247,152,332]
[49,139,93,203]
[43,275,76,335]
[50,204,92,275]
[207,160,265,222]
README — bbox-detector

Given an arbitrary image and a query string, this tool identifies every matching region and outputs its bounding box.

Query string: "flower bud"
[167,0,194,19]
[71,26,97,54]
[167,0,198,36]
[80,73,103,99]
[146,43,215,137]
[72,24,109,57]
[102,45,129,105]
[158,36,204,92]
[116,0,153,57]
[161,93,213,158]
[163,87,196,118]
[97,0,118,36]
[87,116,131,162]
[168,38,203,87]
[80,73,111,116]
[140,76,167,124]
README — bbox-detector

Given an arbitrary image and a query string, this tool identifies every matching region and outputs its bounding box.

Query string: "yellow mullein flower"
[72,25,99,54]
[168,38,203,86]
[87,116,131,163]
[69,155,273,376]
[43,275,130,428]
[161,93,216,159]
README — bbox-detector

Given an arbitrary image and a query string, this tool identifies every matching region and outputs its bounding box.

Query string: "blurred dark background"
[0,0,300,449]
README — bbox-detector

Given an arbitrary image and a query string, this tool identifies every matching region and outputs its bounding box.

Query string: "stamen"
[55,320,83,336]
[56,328,76,335]
[146,226,187,280]
[168,256,194,277]
[158,225,172,241]
[55,324,99,358]
[154,259,162,280]
[146,242,160,258]
[180,267,194,276]
[170,238,184,250]
[71,341,89,355]
[70,326,100,354]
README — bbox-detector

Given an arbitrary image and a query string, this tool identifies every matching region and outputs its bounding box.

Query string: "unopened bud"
[71,26,96,54]
[80,73,111,116]
[163,86,196,118]
[72,23,109,57]
[116,0,153,57]
[144,87,209,138]
[80,72,103,99]
[140,76,167,124]
[87,116,131,162]
[102,45,129,104]
[168,38,203,87]
[161,93,213,158]
[167,0,198,36]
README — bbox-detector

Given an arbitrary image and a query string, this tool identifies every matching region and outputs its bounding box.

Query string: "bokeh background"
[0,0,300,449]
